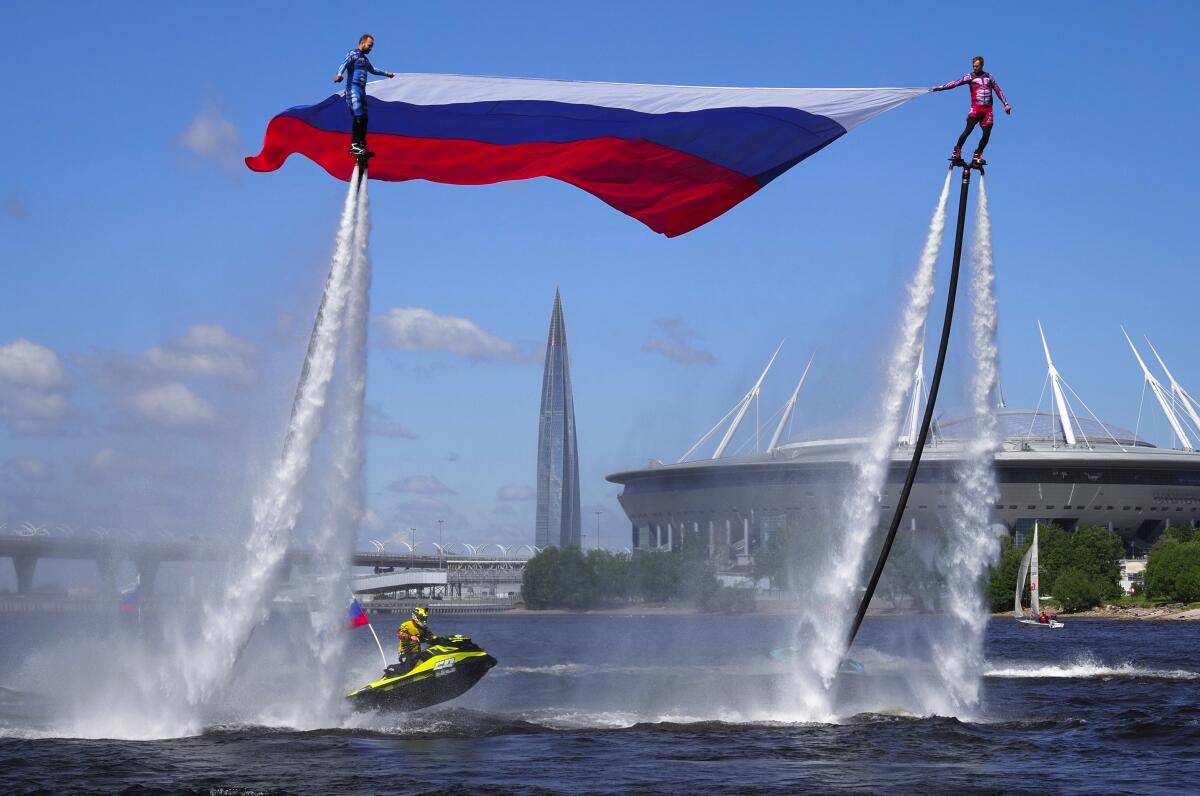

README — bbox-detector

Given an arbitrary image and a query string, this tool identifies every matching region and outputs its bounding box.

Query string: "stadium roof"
[938,411,1153,448]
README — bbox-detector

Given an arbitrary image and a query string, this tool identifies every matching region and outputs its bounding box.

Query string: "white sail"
[1030,523,1041,614]
[1014,543,1034,618]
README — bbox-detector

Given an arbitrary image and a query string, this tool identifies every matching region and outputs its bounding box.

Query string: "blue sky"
[2,1,1199,578]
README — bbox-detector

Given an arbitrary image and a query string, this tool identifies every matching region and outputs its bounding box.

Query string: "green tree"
[557,545,598,609]
[522,547,564,609]
[988,534,1027,612]
[631,549,683,602]
[1158,525,1196,546]
[1069,526,1125,600]
[520,546,599,609]
[586,548,633,605]
[1053,568,1102,612]
[700,581,757,613]
[1032,524,1073,592]
[1145,538,1200,602]
[754,527,792,590]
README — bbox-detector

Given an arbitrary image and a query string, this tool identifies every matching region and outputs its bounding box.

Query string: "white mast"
[1122,328,1193,450]
[713,341,784,459]
[767,355,813,453]
[1038,321,1077,446]
[1146,337,1200,436]
[899,344,925,446]
[1030,523,1041,615]
[677,400,741,463]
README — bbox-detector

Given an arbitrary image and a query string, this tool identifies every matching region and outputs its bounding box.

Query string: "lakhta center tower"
[535,289,581,548]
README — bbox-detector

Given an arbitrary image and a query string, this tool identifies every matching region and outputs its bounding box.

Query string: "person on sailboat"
[1039,610,1049,624]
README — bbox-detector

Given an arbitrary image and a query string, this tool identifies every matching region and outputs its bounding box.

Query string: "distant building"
[1120,558,1147,595]
[608,330,1200,565]
[535,289,581,548]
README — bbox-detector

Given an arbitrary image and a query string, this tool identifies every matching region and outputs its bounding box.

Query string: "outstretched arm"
[363,56,396,79]
[930,74,969,92]
[993,79,1012,113]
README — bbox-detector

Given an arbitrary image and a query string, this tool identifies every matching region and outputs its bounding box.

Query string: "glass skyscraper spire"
[535,289,581,548]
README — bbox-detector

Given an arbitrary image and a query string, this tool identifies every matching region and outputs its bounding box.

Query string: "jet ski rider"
[395,606,433,672]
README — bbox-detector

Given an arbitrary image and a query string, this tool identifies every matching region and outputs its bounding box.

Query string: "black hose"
[843,165,973,653]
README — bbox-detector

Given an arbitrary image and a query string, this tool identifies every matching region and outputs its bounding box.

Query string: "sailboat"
[1015,523,1064,629]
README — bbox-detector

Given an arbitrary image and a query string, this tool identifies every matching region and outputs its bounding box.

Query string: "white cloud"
[8,457,51,482]
[376,307,534,362]
[642,318,716,365]
[389,498,471,545]
[143,325,255,383]
[497,484,536,501]
[361,507,385,531]
[0,339,67,390]
[127,382,217,429]
[387,475,455,495]
[0,339,71,431]
[178,98,243,173]
[88,448,121,479]
[394,496,453,513]
[85,447,154,484]
[366,404,418,439]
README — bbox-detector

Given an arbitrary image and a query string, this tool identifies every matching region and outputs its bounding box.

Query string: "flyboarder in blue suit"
[334,34,395,158]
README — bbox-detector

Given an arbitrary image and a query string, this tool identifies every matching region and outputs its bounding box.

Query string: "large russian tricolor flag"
[246,73,924,237]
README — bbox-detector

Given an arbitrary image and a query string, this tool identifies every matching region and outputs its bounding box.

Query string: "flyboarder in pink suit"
[931,55,1012,166]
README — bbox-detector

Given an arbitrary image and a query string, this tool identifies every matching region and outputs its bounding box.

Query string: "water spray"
[844,163,977,656]
[181,167,364,705]
[784,172,953,719]
[306,174,373,718]
[933,175,1001,710]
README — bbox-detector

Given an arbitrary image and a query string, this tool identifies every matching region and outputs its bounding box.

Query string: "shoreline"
[994,604,1200,621]
[514,602,1200,620]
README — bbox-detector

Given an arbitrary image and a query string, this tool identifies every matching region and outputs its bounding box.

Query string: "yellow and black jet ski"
[347,635,496,711]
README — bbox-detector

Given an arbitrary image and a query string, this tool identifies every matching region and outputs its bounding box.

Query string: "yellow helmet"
[412,606,429,627]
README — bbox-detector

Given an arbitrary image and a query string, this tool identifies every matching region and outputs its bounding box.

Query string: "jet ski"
[347,634,496,711]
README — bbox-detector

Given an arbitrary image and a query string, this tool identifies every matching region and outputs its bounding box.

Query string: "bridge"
[0,534,531,595]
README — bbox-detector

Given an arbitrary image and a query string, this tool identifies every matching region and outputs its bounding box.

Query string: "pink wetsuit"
[936,71,1008,127]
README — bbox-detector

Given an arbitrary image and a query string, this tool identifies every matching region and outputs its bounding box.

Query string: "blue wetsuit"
[337,49,389,117]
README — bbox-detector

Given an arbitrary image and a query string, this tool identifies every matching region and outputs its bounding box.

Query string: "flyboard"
[768,647,865,675]
[1015,523,1065,629]
[355,150,373,183]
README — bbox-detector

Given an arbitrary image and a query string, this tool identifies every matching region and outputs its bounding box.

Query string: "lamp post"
[593,510,602,551]
[409,527,416,568]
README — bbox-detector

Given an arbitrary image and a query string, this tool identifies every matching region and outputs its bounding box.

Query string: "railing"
[361,595,520,614]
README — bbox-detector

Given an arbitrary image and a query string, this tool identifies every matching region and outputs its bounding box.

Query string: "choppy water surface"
[1,612,1198,794]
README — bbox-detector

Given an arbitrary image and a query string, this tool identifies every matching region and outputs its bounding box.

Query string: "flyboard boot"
[350,142,375,183]
[948,147,967,169]
[969,151,987,173]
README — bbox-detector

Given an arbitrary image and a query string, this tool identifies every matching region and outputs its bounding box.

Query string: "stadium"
[608,335,1200,563]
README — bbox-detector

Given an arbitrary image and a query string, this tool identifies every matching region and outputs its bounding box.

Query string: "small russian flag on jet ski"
[119,583,141,614]
[346,597,370,629]
[246,73,924,237]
